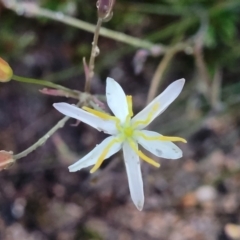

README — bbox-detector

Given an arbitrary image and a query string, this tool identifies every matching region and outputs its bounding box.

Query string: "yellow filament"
[90,138,121,173]
[129,140,160,168]
[126,95,133,117]
[132,103,159,128]
[158,136,187,143]
[83,106,112,120]
[83,106,121,130]
[136,131,187,143]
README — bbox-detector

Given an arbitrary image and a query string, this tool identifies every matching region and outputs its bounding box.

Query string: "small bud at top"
[0,57,13,82]
[0,150,14,171]
[97,0,115,21]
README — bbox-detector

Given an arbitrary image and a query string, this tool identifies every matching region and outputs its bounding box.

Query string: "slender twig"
[147,43,188,103]
[12,95,108,161]
[37,7,155,49]
[192,9,212,102]
[12,74,80,99]
[147,11,209,103]
[85,18,103,92]
[193,45,211,101]
[211,67,222,110]
[3,1,160,50]
[14,115,70,160]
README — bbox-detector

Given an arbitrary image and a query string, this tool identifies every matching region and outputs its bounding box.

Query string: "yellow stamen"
[132,103,159,128]
[83,106,112,120]
[83,106,121,130]
[126,95,133,117]
[136,131,187,143]
[90,138,121,173]
[128,140,160,168]
[158,136,187,143]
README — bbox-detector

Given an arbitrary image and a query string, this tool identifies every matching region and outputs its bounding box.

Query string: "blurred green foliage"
[0,0,239,82]
[75,227,103,240]
[0,13,35,59]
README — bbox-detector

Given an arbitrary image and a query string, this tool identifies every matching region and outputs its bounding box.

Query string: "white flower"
[53,77,186,211]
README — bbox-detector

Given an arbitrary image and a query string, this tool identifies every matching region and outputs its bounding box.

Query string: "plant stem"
[14,115,69,160]
[37,7,156,49]
[193,45,211,100]
[13,95,104,160]
[12,74,80,99]
[5,2,158,50]
[85,18,103,92]
[147,43,188,103]
[211,67,222,111]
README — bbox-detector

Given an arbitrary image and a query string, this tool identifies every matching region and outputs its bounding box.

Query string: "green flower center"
[123,126,134,138]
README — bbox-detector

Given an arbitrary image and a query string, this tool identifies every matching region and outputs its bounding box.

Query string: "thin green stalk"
[85,18,103,92]
[6,2,159,50]
[36,7,156,50]
[14,116,70,160]
[13,99,83,160]
[12,75,80,99]
[147,42,190,103]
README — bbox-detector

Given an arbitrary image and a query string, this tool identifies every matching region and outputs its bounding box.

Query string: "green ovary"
[119,124,135,140]
[124,126,134,137]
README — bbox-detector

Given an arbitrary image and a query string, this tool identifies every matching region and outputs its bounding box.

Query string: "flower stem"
[4,1,157,50]
[85,18,103,92]
[14,115,70,160]
[12,74,80,99]
[147,47,177,103]
[147,42,190,103]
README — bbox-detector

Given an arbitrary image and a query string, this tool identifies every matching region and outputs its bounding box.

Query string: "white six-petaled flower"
[53,77,186,211]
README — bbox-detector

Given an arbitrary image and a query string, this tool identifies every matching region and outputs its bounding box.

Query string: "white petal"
[69,136,122,172]
[53,102,117,135]
[123,141,144,211]
[106,77,129,123]
[132,79,185,129]
[137,130,182,159]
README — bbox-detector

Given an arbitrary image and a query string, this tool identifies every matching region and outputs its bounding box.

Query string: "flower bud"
[0,150,14,170]
[0,57,13,82]
[97,0,115,21]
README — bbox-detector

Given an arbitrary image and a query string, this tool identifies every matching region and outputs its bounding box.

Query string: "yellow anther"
[83,106,111,120]
[136,131,187,143]
[90,138,121,173]
[128,140,160,168]
[83,106,121,130]
[158,136,187,143]
[137,151,160,167]
[132,103,160,128]
[126,95,133,117]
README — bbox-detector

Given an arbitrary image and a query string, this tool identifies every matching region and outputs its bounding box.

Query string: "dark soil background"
[1,0,240,239]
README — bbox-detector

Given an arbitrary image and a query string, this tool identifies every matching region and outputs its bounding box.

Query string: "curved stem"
[147,42,190,103]
[147,48,176,103]
[14,116,69,160]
